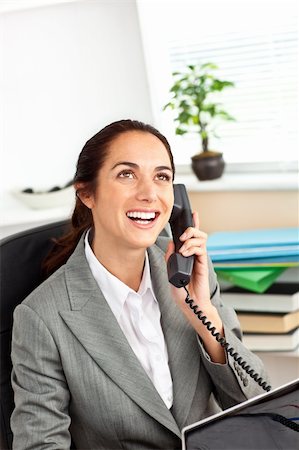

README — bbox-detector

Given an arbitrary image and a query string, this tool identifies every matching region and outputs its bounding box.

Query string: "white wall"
[0,0,153,194]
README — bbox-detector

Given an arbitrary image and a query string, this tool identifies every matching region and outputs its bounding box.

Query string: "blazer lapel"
[59,236,180,437]
[148,244,201,430]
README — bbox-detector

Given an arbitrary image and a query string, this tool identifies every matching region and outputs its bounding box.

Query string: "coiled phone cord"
[183,285,272,392]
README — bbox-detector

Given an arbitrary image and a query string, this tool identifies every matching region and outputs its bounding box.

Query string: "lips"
[126,210,159,225]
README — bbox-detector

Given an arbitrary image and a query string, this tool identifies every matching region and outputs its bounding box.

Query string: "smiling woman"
[75,129,175,284]
[43,120,175,276]
[10,119,270,450]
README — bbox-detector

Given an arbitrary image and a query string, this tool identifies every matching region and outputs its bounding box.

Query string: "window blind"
[137,0,298,166]
[168,17,298,163]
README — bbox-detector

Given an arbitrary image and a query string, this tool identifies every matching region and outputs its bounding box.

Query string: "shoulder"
[21,265,69,315]
[21,233,88,313]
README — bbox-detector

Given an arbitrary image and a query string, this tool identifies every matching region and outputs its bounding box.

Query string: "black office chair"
[0,220,71,449]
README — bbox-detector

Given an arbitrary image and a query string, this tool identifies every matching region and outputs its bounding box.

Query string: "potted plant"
[163,63,235,180]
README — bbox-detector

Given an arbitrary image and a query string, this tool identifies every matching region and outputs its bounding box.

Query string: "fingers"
[193,211,200,229]
[179,211,202,240]
[180,227,207,243]
[179,216,208,258]
[166,209,207,261]
[179,237,207,257]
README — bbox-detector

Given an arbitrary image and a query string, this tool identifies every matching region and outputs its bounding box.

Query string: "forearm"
[197,281,271,403]
[180,293,226,364]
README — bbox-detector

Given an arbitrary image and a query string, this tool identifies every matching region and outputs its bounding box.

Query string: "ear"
[75,182,95,209]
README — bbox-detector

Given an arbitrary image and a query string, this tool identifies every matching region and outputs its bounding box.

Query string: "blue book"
[213,255,299,266]
[207,227,299,250]
[209,244,299,261]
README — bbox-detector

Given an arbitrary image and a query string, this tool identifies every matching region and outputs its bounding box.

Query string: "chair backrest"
[0,220,71,449]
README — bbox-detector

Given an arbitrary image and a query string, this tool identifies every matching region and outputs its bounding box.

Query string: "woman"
[11,119,269,449]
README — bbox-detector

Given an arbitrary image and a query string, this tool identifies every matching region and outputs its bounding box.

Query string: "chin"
[125,221,168,249]
[128,233,160,250]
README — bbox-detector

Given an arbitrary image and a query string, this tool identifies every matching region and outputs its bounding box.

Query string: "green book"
[216,267,286,293]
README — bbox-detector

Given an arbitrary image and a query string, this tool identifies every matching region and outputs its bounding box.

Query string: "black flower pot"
[191,152,225,181]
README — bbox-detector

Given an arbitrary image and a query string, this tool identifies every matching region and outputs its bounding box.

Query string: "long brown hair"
[43,119,175,276]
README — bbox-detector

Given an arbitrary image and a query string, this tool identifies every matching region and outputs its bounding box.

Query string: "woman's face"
[85,130,174,252]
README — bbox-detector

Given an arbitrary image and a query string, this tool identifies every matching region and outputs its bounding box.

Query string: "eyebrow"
[111,161,173,173]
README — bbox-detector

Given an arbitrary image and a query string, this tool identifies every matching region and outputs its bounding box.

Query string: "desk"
[256,349,299,389]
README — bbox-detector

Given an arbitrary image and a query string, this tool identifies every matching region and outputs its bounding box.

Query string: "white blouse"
[84,231,173,409]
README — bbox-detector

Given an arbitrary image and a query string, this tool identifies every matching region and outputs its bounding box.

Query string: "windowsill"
[0,192,73,239]
[174,170,299,192]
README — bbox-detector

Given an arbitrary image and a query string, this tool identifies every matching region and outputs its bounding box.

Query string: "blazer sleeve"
[154,235,271,408]
[11,304,71,450]
[196,256,271,410]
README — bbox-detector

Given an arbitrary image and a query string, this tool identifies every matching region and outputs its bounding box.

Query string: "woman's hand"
[165,211,210,307]
[165,211,226,363]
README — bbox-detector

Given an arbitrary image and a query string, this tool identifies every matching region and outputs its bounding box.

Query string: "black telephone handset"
[167,184,271,392]
[167,184,194,288]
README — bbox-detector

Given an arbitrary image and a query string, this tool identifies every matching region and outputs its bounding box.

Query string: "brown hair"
[43,119,175,275]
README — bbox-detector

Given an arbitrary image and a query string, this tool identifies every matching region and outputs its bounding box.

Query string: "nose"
[135,178,157,203]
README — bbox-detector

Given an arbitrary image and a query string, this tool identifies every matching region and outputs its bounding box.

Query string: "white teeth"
[127,211,156,220]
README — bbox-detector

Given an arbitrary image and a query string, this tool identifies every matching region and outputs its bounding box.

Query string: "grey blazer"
[11,234,269,450]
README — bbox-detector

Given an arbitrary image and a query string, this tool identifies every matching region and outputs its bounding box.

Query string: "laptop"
[182,378,299,450]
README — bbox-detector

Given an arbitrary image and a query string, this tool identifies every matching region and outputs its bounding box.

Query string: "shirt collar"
[84,230,157,321]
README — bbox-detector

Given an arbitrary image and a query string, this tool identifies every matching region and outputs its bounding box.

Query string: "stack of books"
[221,274,299,351]
[207,227,299,293]
[207,228,299,351]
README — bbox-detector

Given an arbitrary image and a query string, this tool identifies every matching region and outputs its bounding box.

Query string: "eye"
[155,172,172,182]
[118,170,135,179]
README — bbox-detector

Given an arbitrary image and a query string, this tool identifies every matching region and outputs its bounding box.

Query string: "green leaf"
[201,62,218,70]
[211,79,235,91]
[201,103,217,116]
[175,127,187,135]
[217,110,236,121]
[170,85,179,94]
[178,99,189,108]
[177,111,191,123]
[163,102,174,111]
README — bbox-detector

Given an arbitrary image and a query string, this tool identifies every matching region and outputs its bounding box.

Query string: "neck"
[91,239,146,292]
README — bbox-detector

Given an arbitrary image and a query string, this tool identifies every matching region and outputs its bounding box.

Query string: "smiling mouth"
[126,211,159,224]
